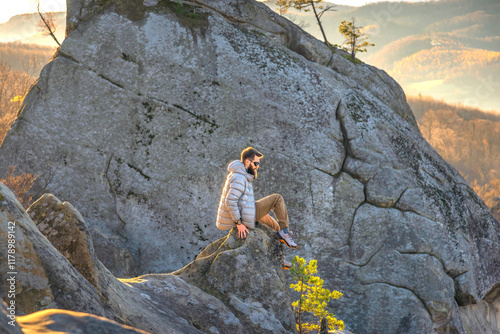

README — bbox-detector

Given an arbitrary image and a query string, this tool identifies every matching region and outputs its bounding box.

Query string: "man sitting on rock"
[216,147,297,269]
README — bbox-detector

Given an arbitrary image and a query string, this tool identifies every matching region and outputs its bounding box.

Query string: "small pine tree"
[339,17,374,61]
[289,256,344,334]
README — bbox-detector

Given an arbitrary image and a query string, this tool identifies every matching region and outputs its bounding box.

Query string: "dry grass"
[1,165,39,208]
[0,41,55,73]
[0,42,54,146]
[471,179,500,210]
[0,61,37,145]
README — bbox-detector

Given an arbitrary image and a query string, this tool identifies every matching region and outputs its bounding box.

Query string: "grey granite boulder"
[175,223,297,334]
[1,0,500,333]
[0,0,415,278]
[0,183,116,318]
[27,193,100,288]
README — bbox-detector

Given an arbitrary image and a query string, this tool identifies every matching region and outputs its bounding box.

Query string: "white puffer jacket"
[216,160,256,230]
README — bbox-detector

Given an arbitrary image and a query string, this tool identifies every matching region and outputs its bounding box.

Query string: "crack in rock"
[359,281,433,320]
[313,167,335,177]
[393,188,407,207]
[334,99,353,171]
[344,238,387,268]
[346,201,363,249]
[57,50,219,130]
[104,153,127,228]
[395,250,465,280]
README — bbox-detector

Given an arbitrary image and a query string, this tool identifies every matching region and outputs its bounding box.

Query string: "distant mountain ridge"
[3,3,499,112]
[263,0,500,113]
[0,12,65,47]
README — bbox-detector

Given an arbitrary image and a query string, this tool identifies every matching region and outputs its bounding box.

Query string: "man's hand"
[237,223,249,239]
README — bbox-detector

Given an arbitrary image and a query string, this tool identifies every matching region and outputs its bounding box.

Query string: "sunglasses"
[252,161,260,166]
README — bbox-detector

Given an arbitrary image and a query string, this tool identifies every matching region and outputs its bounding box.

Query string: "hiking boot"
[283,257,292,270]
[275,230,298,249]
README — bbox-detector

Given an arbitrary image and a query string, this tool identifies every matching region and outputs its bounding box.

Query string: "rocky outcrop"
[0,184,115,318]
[1,0,500,333]
[0,0,419,278]
[175,224,296,333]
[27,193,100,288]
[0,181,294,333]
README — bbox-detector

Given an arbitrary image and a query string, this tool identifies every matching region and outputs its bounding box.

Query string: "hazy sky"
[0,0,66,24]
[0,0,441,24]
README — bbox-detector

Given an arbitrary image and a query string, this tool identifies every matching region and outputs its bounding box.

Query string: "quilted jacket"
[216,160,255,230]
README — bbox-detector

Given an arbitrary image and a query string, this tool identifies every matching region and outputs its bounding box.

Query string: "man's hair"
[241,147,263,162]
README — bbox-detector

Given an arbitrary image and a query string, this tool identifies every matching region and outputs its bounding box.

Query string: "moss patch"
[89,0,147,22]
[341,53,364,65]
[113,0,147,21]
[142,102,154,123]
[133,101,158,159]
[84,0,210,26]
[156,0,210,30]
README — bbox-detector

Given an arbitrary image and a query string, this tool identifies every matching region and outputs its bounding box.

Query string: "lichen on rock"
[28,193,100,288]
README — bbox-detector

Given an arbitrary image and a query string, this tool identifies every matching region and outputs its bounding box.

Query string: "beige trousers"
[255,193,289,232]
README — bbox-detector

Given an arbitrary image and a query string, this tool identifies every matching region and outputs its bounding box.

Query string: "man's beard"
[248,165,257,179]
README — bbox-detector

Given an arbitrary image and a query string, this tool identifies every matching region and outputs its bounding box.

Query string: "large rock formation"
[0,0,417,277]
[1,0,500,332]
[0,181,295,333]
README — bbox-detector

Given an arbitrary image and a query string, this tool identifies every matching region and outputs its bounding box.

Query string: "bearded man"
[216,147,297,269]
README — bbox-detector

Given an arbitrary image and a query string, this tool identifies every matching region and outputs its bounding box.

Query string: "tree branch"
[37,1,61,47]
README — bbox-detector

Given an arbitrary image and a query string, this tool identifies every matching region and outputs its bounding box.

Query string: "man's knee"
[272,193,283,202]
